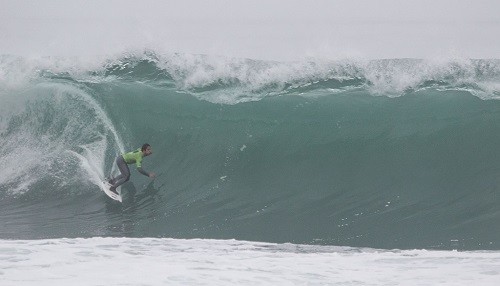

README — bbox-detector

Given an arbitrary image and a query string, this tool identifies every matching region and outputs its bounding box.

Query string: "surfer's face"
[143,146,152,156]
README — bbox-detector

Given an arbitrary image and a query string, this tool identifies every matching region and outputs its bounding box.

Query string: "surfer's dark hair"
[141,143,151,151]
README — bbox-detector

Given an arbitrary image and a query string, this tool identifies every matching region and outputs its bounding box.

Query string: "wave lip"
[2,52,500,104]
[104,53,500,103]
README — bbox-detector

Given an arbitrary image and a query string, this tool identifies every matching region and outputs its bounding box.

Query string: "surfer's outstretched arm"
[137,167,155,178]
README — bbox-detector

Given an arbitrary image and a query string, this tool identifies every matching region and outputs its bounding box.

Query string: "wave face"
[1,52,500,250]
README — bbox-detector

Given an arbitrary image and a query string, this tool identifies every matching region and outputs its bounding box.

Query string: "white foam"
[0,237,499,285]
[2,53,500,105]
[157,56,500,102]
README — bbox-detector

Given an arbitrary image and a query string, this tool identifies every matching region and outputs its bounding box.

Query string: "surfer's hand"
[149,172,156,178]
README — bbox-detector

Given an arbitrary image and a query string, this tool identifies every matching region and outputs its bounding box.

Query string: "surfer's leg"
[108,156,122,185]
[111,156,130,192]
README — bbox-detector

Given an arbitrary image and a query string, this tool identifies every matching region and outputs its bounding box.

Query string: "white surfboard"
[100,181,122,202]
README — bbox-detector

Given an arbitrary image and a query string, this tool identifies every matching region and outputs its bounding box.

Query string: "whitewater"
[1,237,499,286]
[2,0,500,285]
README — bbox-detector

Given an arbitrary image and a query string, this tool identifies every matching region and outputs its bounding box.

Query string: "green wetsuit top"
[122,149,149,176]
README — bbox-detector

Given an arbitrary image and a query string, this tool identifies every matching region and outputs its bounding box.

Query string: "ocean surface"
[1,52,500,284]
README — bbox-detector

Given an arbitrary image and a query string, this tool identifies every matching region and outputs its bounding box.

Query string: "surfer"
[108,143,155,194]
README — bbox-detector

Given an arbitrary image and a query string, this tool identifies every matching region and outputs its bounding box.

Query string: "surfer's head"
[142,143,152,156]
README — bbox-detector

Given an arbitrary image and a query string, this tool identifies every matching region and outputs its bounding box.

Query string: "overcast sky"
[1,0,499,60]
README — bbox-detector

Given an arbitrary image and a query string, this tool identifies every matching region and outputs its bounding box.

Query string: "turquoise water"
[1,54,500,250]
